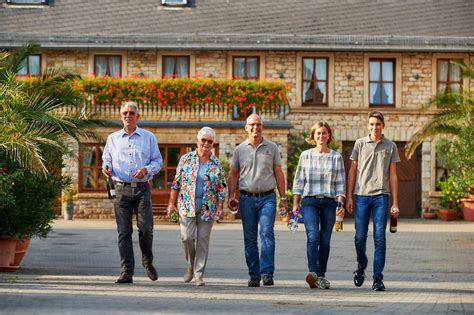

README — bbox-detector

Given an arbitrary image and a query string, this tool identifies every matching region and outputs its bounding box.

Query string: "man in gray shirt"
[228,114,287,287]
[347,111,400,292]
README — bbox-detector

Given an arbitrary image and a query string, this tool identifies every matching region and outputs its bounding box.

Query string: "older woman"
[292,122,346,289]
[167,127,226,286]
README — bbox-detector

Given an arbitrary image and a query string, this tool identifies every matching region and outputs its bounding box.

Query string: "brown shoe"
[115,273,133,284]
[184,266,193,283]
[305,272,318,289]
[145,264,158,281]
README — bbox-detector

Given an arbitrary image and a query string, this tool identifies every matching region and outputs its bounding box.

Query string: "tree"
[0,43,105,175]
[405,61,473,159]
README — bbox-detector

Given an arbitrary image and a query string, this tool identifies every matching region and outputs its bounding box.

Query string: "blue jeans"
[239,192,276,278]
[354,194,389,281]
[301,197,336,277]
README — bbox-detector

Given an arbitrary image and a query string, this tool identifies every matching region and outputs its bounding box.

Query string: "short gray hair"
[197,127,216,140]
[121,101,139,114]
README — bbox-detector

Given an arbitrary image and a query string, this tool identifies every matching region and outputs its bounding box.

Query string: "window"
[161,0,187,6]
[302,57,328,106]
[163,56,190,78]
[437,60,462,95]
[94,55,122,77]
[369,59,395,106]
[18,55,41,76]
[233,56,259,80]
[79,144,106,192]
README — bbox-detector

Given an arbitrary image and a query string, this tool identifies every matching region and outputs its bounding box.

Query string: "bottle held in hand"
[287,213,302,233]
[106,166,116,199]
[279,206,287,217]
[335,201,343,232]
[229,199,239,214]
[390,214,398,233]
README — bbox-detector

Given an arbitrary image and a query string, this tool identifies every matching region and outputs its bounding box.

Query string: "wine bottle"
[390,214,397,233]
[106,166,116,199]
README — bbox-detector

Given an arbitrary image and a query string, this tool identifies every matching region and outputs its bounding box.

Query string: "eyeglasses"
[200,138,214,144]
[121,111,136,116]
[247,123,262,127]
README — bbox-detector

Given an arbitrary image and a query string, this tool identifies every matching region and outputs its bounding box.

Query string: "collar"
[120,126,143,137]
[245,138,267,147]
[365,134,385,143]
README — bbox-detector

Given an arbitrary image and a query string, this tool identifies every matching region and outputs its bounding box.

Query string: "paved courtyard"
[0,219,473,314]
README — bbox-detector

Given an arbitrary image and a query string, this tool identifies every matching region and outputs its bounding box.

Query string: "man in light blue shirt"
[102,101,163,284]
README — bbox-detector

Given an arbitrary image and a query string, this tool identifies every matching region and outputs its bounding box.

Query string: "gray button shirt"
[350,135,400,196]
[232,138,282,193]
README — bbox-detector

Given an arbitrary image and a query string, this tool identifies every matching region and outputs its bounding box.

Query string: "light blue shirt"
[102,126,163,182]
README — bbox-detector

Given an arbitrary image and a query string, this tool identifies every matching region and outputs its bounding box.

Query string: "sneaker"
[353,269,365,287]
[372,279,386,291]
[316,276,331,289]
[262,275,274,286]
[305,272,318,288]
[248,277,261,287]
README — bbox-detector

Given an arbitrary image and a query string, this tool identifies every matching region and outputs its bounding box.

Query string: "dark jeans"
[239,192,276,278]
[354,194,389,281]
[301,196,336,277]
[114,184,154,276]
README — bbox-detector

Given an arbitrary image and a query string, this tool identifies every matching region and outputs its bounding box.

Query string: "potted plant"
[437,176,464,221]
[422,208,437,220]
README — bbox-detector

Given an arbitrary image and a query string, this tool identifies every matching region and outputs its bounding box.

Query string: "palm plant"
[405,61,473,159]
[0,43,105,175]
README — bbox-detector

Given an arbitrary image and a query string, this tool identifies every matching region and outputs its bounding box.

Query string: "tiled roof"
[0,0,472,51]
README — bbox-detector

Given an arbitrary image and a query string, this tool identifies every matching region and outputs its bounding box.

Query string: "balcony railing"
[76,101,289,121]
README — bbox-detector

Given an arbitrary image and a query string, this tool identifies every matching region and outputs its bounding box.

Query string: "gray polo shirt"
[232,138,282,193]
[350,135,400,196]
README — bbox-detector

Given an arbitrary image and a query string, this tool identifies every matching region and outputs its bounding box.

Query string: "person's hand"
[167,204,177,217]
[215,207,224,220]
[347,196,354,214]
[132,167,148,179]
[336,204,345,217]
[102,166,112,177]
[390,206,400,218]
[228,197,239,213]
[280,199,288,211]
[292,205,300,216]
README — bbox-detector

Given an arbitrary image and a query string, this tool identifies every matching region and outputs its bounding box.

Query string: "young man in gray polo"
[347,111,400,291]
[227,114,287,287]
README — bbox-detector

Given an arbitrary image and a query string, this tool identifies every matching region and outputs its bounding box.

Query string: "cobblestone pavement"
[0,219,473,314]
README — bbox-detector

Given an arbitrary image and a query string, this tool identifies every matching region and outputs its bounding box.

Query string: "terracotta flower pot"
[438,208,457,221]
[461,198,474,221]
[422,212,437,220]
[0,237,17,272]
[12,238,31,267]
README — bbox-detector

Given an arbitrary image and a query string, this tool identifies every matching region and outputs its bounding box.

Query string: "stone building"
[1,0,472,218]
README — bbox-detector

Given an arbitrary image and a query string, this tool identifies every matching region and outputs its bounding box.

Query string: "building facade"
[1,0,473,218]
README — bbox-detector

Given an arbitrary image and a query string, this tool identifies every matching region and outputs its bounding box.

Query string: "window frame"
[436,59,463,96]
[232,56,260,80]
[368,58,396,107]
[162,55,191,78]
[94,55,122,78]
[301,56,329,107]
[431,53,469,98]
[17,54,42,77]
[227,52,265,81]
[79,144,106,192]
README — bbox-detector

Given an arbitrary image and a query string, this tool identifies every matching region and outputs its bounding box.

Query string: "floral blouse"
[171,150,227,222]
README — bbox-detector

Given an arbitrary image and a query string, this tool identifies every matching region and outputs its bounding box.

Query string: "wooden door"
[342,141,421,217]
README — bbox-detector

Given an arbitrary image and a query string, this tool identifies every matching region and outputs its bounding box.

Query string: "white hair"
[197,127,216,140]
[121,101,139,114]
